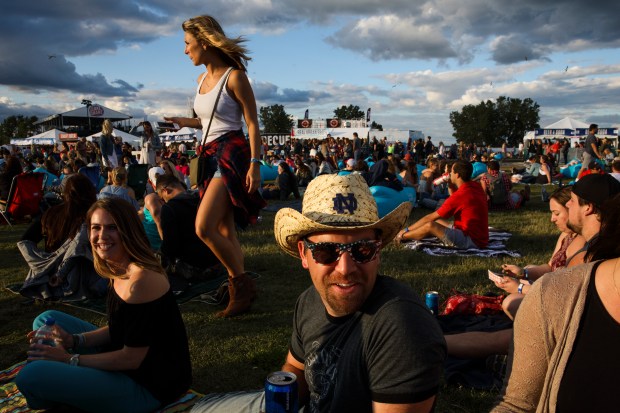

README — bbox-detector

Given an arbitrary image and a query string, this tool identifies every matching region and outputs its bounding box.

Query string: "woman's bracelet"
[523,268,529,281]
[517,283,524,294]
[250,158,261,164]
[403,227,410,234]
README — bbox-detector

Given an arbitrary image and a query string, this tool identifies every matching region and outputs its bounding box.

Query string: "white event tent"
[10,129,65,146]
[86,128,140,144]
[524,117,617,144]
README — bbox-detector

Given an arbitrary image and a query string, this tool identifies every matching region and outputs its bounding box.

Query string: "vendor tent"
[34,104,132,133]
[162,127,198,143]
[87,128,141,144]
[10,129,65,146]
[544,117,590,130]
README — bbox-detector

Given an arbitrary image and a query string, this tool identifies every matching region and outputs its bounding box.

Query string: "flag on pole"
[366,108,371,122]
[304,109,309,119]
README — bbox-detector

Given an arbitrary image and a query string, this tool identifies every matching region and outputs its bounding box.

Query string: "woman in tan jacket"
[493,193,620,412]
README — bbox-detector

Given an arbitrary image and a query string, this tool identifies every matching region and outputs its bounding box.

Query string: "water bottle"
[541,186,549,202]
[33,318,61,347]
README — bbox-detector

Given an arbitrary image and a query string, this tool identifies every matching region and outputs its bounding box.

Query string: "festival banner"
[297,119,313,128]
[326,118,341,128]
[59,133,78,141]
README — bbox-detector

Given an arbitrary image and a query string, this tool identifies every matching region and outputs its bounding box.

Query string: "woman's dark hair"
[405,160,418,184]
[41,174,97,252]
[586,193,620,261]
[4,156,23,180]
[354,160,369,172]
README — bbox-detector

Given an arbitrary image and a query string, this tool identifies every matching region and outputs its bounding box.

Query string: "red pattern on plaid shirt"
[480,170,515,210]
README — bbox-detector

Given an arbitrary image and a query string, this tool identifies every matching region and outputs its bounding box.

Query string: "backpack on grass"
[485,172,508,205]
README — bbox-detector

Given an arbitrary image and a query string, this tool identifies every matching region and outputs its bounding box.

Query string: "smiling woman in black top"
[16,198,191,413]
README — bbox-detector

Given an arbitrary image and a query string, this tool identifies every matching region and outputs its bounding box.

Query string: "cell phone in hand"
[488,270,504,283]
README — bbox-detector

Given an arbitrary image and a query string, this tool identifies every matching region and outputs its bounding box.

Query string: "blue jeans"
[16,310,161,413]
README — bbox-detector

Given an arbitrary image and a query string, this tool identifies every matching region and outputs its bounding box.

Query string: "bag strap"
[200,67,234,147]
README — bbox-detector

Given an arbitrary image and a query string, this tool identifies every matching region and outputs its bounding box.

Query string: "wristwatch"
[69,354,80,366]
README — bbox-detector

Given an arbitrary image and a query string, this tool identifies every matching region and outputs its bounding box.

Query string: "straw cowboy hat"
[274,174,412,258]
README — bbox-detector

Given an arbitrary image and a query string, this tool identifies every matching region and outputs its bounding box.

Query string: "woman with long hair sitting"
[16,198,192,412]
[21,173,97,252]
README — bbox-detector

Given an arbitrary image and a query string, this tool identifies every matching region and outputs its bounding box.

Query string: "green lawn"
[0,183,556,413]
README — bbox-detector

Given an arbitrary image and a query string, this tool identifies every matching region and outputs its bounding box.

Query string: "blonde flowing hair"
[182,15,251,71]
[102,119,113,136]
[87,198,164,280]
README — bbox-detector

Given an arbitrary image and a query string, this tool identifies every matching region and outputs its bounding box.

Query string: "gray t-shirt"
[290,276,446,413]
[584,134,598,157]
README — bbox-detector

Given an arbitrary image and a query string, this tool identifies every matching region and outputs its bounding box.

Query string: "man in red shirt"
[397,160,489,248]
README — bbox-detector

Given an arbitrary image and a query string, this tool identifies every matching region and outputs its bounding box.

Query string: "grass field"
[0,183,557,412]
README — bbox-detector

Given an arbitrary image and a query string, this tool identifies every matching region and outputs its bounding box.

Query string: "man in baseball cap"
[566,173,620,264]
[273,173,446,412]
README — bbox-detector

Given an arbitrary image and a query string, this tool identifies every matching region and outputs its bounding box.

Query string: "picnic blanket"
[402,229,521,258]
[0,362,202,413]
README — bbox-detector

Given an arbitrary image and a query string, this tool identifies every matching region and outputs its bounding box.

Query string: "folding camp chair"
[127,164,150,200]
[78,165,102,190]
[0,172,45,226]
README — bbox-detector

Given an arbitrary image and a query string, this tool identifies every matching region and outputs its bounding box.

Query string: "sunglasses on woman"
[303,239,382,265]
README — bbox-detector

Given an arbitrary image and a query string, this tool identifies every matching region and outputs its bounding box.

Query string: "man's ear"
[584,202,597,217]
[298,240,309,269]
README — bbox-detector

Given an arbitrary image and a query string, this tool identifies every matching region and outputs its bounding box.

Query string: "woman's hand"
[27,325,72,350]
[501,264,523,278]
[246,163,261,193]
[163,116,182,127]
[494,276,520,294]
[27,341,71,363]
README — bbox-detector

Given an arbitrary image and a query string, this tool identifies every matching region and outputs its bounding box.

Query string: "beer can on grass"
[265,371,298,413]
[425,291,439,315]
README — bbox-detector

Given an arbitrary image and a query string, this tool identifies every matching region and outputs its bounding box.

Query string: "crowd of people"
[1,11,620,412]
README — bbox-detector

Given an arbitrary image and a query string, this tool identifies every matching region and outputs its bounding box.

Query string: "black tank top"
[556,261,620,412]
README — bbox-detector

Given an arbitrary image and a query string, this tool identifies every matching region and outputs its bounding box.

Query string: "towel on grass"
[402,229,521,258]
[0,362,202,413]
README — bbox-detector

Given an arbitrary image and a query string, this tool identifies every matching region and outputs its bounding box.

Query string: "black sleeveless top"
[107,287,192,405]
[556,261,620,412]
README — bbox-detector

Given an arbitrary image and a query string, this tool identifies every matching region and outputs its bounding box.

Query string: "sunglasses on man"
[303,239,382,265]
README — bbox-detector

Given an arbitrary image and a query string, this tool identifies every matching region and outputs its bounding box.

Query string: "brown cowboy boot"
[215,273,257,318]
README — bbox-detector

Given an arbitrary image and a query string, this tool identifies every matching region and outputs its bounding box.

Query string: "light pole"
[81,99,92,132]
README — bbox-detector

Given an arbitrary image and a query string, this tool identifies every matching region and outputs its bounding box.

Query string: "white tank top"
[194,68,243,144]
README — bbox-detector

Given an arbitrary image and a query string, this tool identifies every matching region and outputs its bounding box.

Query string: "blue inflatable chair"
[471,162,488,179]
[561,163,581,179]
[259,162,278,184]
[370,186,417,218]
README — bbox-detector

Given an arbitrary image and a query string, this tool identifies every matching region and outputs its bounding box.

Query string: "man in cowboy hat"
[273,173,446,412]
[190,173,445,413]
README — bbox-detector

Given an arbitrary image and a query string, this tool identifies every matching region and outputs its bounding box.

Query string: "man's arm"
[281,351,309,407]
[373,396,436,413]
[591,142,602,158]
[397,211,443,242]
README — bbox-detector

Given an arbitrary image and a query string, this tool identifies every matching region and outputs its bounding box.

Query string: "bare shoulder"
[196,72,206,84]
[124,266,170,304]
[227,69,250,89]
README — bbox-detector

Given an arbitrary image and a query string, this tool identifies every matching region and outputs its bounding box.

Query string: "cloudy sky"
[1,0,619,141]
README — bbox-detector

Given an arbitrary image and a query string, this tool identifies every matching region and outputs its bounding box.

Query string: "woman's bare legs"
[196,178,256,317]
[195,178,243,277]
